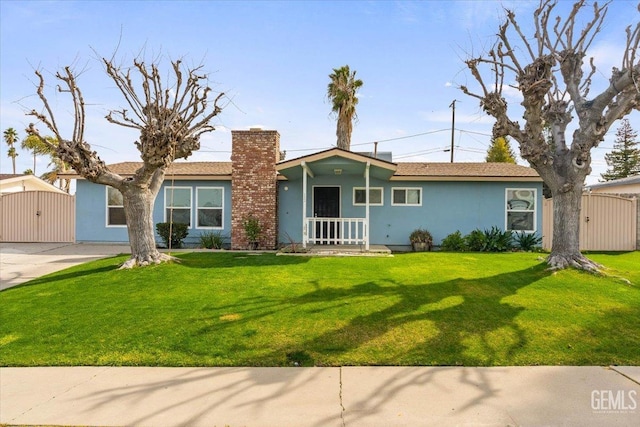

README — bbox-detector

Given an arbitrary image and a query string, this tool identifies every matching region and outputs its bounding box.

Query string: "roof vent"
[250,127,263,131]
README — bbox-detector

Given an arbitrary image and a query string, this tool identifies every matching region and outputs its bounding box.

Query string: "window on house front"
[196,187,223,228]
[353,187,383,206]
[165,187,192,227]
[392,188,421,206]
[506,188,536,232]
[106,187,126,227]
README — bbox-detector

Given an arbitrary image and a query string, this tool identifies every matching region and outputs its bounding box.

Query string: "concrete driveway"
[0,242,130,290]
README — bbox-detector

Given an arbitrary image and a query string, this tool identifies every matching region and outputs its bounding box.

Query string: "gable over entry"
[277,148,397,250]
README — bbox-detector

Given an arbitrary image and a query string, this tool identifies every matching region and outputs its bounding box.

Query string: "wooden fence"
[0,191,75,242]
[542,193,638,251]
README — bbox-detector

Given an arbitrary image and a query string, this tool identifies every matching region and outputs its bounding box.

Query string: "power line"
[458,129,492,137]
[199,127,492,156]
[352,128,450,146]
[393,146,451,160]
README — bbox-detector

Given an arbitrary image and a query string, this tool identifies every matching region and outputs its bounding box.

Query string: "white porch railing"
[304,217,368,246]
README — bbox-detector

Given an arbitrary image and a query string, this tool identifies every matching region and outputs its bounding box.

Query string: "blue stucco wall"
[76,175,543,249]
[75,180,232,246]
[278,176,543,248]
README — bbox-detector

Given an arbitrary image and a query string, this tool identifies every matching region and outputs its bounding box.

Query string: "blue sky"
[1,0,638,185]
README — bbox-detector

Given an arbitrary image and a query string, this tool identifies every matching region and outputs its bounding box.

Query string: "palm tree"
[3,127,19,174]
[21,134,54,175]
[22,134,70,192]
[41,156,71,193]
[327,65,363,150]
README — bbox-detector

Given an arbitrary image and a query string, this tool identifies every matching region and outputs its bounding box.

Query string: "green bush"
[199,231,225,249]
[156,222,189,249]
[442,227,514,252]
[440,231,466,251]
[482,226,513,252]
[242,214,262,244]
[514,232,542,251]
[465,229,486,251]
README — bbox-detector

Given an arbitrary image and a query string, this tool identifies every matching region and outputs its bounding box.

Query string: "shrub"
[242,214,262,249]
[514,232,542,251]
[482,226,513,252]
[156,222,189,249]
[465,229,486,251]
[279,231,308,253]
[458,227,514,252]
[440,231,466,251]
[199,231,225,249]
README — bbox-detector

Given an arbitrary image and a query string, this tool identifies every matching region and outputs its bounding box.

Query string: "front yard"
[1,251,639,367]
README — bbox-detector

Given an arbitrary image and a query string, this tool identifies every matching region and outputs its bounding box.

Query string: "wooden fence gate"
[0,191,75,242]
[542,193,638,251]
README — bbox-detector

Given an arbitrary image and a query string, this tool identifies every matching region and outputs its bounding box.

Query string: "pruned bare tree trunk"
[461,0,640,271]
[120,174,165,268]
[27,58,225,269]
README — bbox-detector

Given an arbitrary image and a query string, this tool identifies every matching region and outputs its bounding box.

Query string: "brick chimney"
[231,129,280,249]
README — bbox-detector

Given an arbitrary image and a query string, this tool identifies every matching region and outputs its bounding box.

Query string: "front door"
[313,186,340,244]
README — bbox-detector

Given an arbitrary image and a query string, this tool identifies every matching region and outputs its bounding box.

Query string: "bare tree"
[461,0,640,271]
[27,58,224,268]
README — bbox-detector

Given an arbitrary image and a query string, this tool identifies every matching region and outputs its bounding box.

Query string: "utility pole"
[449,99,457,163]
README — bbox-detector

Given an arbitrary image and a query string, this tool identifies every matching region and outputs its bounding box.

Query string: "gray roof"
[62,159,541,181]
[587,175,640,190]
[394,162,540,179]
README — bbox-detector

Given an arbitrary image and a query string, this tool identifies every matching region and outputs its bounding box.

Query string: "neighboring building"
[0,174,66,194]
[70,129,543,250]
[586,175,640,197]
[1,174,75,243]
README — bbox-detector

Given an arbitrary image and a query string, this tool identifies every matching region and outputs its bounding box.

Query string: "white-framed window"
[165,186,192,227]
[196,187,223,229]
[505,188,537,232]
[392,187,422,206]
[353,187,383,206]
[106,186,126,227]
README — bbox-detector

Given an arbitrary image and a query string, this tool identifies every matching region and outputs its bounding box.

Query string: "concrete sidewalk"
[1,366,638,426]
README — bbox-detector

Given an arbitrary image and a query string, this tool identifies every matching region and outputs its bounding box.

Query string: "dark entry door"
[313,186,340,244]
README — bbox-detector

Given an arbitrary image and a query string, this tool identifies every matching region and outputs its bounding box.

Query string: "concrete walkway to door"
[0,242,130,291]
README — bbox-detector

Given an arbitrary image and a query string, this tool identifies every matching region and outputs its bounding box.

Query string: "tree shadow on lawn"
[200,263,551,367]
[1,263,120,292]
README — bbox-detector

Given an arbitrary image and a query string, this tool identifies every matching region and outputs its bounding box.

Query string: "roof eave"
[390,175,543,182]
[65,174,233,181]
[276,147,397,172]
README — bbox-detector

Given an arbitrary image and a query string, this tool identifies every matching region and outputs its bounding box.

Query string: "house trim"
[391,176,542,182]
[105,186,127,228]
[391,187,422,206]
[164,186,193,228]
[505,187,538,233]
[353,187,384,206]
[277,147,397,173]
[194,186,225,230]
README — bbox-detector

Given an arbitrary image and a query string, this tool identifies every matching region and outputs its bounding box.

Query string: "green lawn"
[1,251,639,367]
